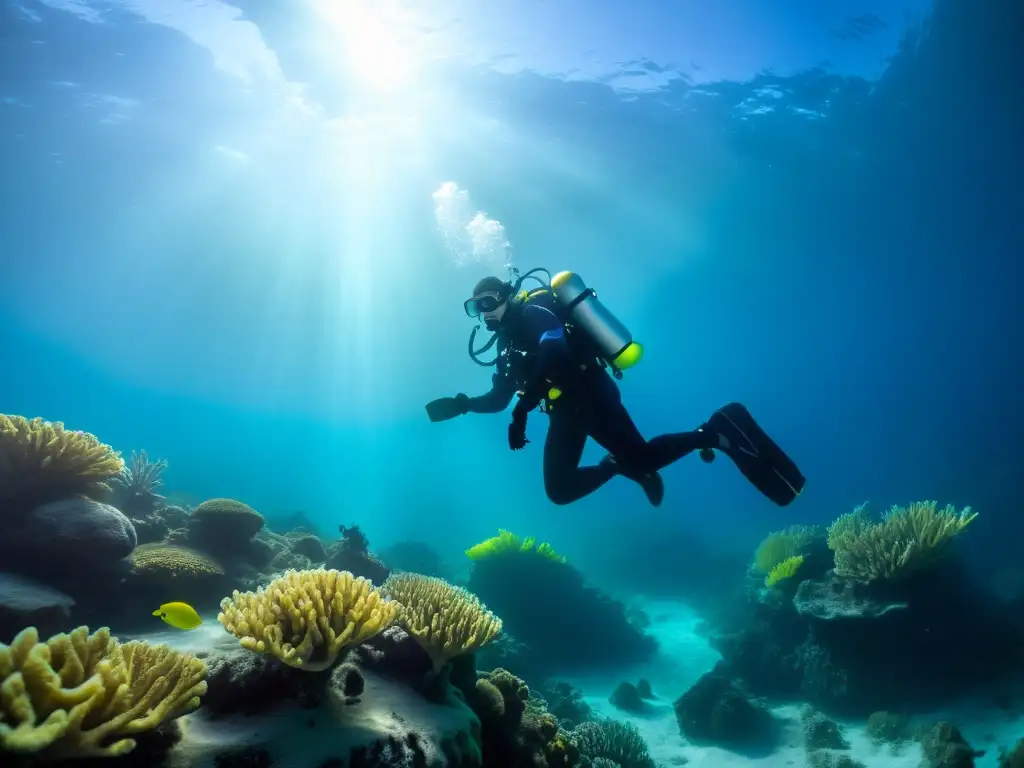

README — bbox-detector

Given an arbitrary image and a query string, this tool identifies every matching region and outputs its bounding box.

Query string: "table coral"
[380,573,503,672]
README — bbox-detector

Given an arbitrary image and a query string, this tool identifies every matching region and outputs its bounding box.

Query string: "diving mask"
[464,291,505,318]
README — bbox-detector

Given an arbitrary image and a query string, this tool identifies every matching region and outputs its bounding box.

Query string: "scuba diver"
[426,268,806,507]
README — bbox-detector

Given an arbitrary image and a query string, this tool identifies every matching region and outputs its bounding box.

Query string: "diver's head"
[464,276,513,330]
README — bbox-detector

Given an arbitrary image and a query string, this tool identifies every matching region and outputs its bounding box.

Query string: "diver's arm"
[463,371,517,414]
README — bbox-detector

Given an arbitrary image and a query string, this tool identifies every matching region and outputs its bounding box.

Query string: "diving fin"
[704,402,805,506]
[426,397,465,423]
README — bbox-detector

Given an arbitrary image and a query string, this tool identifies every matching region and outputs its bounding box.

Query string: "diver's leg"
[639,428,721,472]
[542,409,616,505]
[577,380,666,506]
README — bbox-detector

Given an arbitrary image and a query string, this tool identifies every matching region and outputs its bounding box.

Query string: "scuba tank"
[550,270,643,376]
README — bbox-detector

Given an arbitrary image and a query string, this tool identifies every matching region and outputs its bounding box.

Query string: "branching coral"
[380,573,503,671]
[218,568,398,671]
[0,414,124,509]
[753,525,823,574]
[465,529,566,563]
[0,625,206,758]
[828,501,978,583]
[571,718,656,768]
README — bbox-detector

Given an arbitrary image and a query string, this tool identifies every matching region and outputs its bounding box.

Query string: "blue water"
[1,0,1020,588]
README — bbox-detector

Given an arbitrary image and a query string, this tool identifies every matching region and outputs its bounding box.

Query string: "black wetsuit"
[464,293,718,505]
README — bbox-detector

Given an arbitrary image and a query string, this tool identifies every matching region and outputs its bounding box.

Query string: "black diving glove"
[508,401,530,451]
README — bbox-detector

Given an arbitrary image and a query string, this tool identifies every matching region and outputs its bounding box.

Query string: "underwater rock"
[325,546,391,585]
[158,504,191,529]
[801,707,850,751]
[466,548,656,675]
[13,497,137,564]
[807,751,866,768]
[462,668,580,768]
[166,648,482,768]
[999,737,1024,768]
[609,681,646,713]
[353,625,435,684]
[539,680,592,729]
[0,571,75,640]
[673,663,778,754]
[285,532,327,562]
[918,722,980,768]
[794,574,909,621]
[865,710,911,744]
[130,513,170,546]
[636,679,655,699]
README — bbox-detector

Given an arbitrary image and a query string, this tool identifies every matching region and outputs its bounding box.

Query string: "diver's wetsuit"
[464,294,718,505]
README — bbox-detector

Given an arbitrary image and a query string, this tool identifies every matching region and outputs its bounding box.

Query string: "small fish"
[153,601,203,630]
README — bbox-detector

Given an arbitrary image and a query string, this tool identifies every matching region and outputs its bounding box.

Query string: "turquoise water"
[1,0,1020,644]
[2,1,1023,766]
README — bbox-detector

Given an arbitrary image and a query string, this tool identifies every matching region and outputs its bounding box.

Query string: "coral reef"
[0,414,124,513]
[465,529,656,676]
[218,568,398,671]
[539,680,592,729]
[608,681,646,713]
[707,500,1022,716]
[186,498,264,555]
[673,662,778,754]
[571,718,655,768]
[0,625,205,758]
[380,573,503,673]
[325,524,391,584]
[109,450,168,519]
[828,501,977,584]
[460,667,580,768]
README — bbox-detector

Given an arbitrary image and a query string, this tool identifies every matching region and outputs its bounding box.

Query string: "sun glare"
[311,0,422,93]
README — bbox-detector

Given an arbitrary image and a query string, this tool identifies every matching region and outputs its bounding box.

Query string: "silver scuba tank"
[550,270,643,373]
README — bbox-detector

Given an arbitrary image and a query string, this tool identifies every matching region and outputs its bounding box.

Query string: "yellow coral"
[753,525,822,574]
[829,500,978,583]
[217,568,398,671]
[130,543,225,578]
[826,503,871,551]
[0,626,206,758]
[465,529,566,563]
[0,414,124,507]
[764,555,804,588]
[380,573,503,671]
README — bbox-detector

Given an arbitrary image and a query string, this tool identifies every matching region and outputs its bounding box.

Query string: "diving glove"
[508,402,530,451]
[425,393,471,423]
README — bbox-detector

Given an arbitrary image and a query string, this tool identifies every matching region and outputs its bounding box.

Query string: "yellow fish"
[153,602,202,630]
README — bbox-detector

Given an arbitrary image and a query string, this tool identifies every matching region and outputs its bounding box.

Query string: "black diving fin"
[704,402,806,506]
[425,397,465,423]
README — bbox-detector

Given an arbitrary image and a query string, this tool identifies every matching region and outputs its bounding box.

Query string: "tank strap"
[563,287,595,313]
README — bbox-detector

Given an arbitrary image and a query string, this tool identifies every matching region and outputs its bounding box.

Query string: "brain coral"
[130,544,225,578]
[189,498,264,540]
